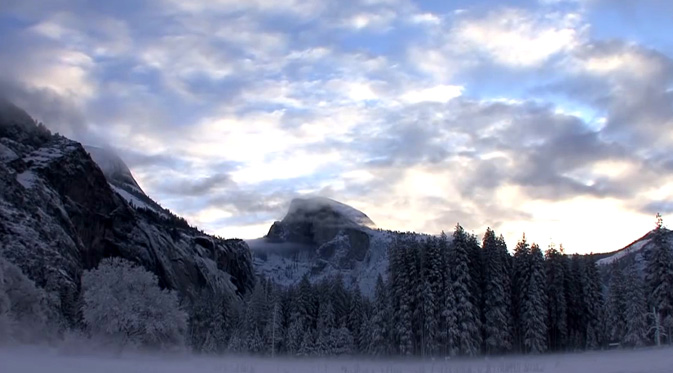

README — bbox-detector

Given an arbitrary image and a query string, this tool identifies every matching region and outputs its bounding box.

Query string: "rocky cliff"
[0,100,255,323]
[249,197,400,295]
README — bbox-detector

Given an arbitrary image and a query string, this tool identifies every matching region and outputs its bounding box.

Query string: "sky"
[1,0,672,254]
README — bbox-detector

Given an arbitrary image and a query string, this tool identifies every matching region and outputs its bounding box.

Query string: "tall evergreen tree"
[349,286,365,352]
[452,224,481,356]
[605,263,627,344]
[512,234,531,353]
[439,231,458,357]
[421,237,442,356]
[370,275,391,356]
[545,245,568,351]
[522,243,548,354]
[645,218,673,343]
[466,231,485,349]
[566,254,586,350]
[482,228,512,354]
[623,265,648,347]
[582,256,604,350]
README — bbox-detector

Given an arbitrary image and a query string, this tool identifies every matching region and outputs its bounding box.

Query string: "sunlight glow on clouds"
[1,0,672,253]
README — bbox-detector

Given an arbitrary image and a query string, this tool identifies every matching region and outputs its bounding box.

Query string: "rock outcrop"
[0,101,255,323]
[250,196,395,295]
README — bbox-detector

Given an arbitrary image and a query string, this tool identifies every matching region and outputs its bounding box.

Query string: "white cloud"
[399,84,463,104]
[410,13,441,25]
[453,9,583,67]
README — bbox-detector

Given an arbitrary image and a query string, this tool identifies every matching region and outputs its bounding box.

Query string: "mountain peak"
[283,196,376,229]
[84,145,144,195]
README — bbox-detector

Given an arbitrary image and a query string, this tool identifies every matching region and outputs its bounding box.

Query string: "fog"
[2,345,672,373]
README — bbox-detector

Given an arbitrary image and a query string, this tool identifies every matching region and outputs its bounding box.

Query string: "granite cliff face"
[0,101,255,323]
[266,197,374,262]
[249,197,398,295]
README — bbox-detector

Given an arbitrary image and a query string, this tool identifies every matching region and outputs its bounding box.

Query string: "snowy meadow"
[2,346,673,373]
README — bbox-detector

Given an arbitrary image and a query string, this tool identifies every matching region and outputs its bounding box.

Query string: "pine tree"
[265,296,284,356]
[298,329,317,357]
[623,266,648,347]
[522,243,548,354]
[545,245,568,351]
[645,219,673,344]
[439,231,458,357]
[605,263,627,344]
[297,274,317,330]
[286,313,305,355]
[452,224,481,356]
[347,285,366,353]
[482,228,512,354]
[397,240,415,355]
[421,237,442,356]
[188,287,233,353]
[465,232,485,351]
[370,275,391,356]
[331,275,350,328]
[583,256,604,350]
[512,234,531,353]
[566,254,586,350]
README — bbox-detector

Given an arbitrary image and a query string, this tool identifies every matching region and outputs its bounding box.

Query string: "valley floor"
[1,345,673,373]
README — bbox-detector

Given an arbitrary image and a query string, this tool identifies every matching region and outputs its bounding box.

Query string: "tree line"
[213,222,673,357]
[2,221,671,356]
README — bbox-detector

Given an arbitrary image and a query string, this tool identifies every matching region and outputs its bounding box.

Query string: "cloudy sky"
[1,0,672,254]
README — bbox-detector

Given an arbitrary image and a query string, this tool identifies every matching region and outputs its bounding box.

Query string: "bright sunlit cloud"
[1,0,672,253]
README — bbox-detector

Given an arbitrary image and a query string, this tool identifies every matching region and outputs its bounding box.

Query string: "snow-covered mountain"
[248,197,421,295]
[596,228,672,267]
[84,145,165,214]
[0,100,255,324]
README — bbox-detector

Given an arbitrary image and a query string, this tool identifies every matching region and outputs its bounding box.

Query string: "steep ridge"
[0,101,255,323]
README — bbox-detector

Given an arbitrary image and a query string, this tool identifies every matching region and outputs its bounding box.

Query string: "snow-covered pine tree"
[297,274,317,330]
[247,327,265,354]
[388,235,403,353]
[522,243,548,354]
[188,287,233,353]
[421,237,442,356]
[298,329,317,357]
[497,234,514,351]
[482,228,512,354]
[605,263,627,344]
[582,256,604,350]
[286,313,305,355]
[245,280,270,353]
[545,244,568,352]
[623,265,648,347]
[347,285,366,353]
[512,234,531,353]
[405,238,423,355]
[452,224,481,356]
[333,326,355,356]
[330,275,350,328]
[645,219,673,344]
[439,231,458,357]
[466,232,485,350]
[317,301,336,355]
[265,295,284,357]
[370,275,391,356]
[397,238,416,355]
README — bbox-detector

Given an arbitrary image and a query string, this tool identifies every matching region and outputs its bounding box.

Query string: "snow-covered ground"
[2,346,672,373]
